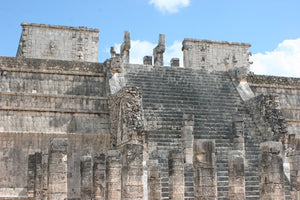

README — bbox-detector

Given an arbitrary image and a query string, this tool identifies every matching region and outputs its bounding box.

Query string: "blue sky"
[1,0,300,77]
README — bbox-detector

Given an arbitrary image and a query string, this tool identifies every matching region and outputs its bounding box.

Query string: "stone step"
[218,181,229,186]
[246,195,260,200]
[142,94,240,101]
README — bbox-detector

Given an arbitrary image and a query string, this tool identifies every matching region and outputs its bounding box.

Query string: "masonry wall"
[17,23,99,62]
[182,39,251,71]
[248,74,300,136]
[0,56,110,198]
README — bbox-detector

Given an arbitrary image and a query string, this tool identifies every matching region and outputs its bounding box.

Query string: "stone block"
[170,58,180,67]
[143,56,152,65]
[260,141,282,154]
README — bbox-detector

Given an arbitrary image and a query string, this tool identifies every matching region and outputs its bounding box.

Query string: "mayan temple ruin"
[1,22,300,200]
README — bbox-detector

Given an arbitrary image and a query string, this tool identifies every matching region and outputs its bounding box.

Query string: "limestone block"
[260,141,282,154]
[148,165,161,200]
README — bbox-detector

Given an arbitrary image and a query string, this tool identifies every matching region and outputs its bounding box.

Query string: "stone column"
[106,150,121,200]
[143,56,152,65]
[181,114,194,164]
[169,150,184,200]
[27,152,45,199]
[259,141,285,200]
[181,114,195,199]
[47,138,68,200]
[193,139,217,200]
[94,153,106,200]
[34,152,43,199]
[120,31,131,64]
[41,152,48,200]
[153,34,165,66]
[290,137,300,199]
[81,155,93,200]
[148,164,162,200]
[27,154,36,198]
[228,150,245,200]
[121,143,144,199]
[232,116,245,152]
[182,42,192,68]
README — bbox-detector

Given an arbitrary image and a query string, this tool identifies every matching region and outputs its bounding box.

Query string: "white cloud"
[149,0,190,14]
[111,40,183,66]
[251,38,300,77]
[164,40,183,66]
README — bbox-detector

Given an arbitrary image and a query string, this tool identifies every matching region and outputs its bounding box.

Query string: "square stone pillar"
[181,114,194,164]
[48,138,68,200]
[193,139,217,200]
[106,150,121,200]
[259,141,285,200]
[228,150,245,200]
[290,137,300,199]
[169,150,184,200]
[184,164,194,199]
[27,154,36,198]
[81,155,93,200]
[232,116,245,152]
[121,144,144,199]
[94,153,106,200]
[34,152,43,199]
[148,164,162,200]
[41,152,49,200]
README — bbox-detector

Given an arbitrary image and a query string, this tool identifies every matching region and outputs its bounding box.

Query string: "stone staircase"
[124,65,263,199]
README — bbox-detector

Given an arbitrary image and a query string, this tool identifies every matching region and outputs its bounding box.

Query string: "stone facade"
[0,22,300,199]
[17,22,99,62]
[182,38,251,71]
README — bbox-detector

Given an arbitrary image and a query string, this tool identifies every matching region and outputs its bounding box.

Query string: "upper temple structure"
[0,22,300,200]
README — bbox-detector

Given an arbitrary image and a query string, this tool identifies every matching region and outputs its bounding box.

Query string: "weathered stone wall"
[17,22,99,62]
[259,141,285,200]
[245,93,288,142]
[109,87,144,147]
[0,56,110,198]
[248,74,300,136]
[182,39,251,71]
